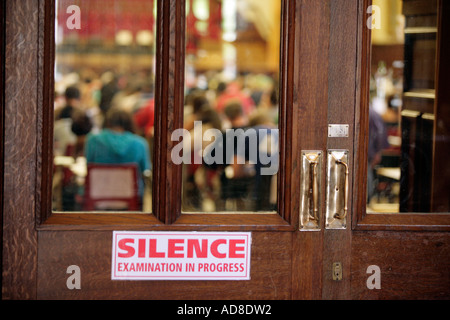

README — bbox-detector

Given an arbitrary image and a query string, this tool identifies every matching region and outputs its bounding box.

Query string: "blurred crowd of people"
[182,72,280,212]
[367,61,403,206]
[53,68,154,211]
[53,67,280,212]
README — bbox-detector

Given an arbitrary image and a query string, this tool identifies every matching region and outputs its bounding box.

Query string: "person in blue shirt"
[85,108,151,203]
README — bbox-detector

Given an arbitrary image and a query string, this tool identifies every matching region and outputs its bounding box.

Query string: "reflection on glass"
[52,0,156,212]
[182,0,281,213]
[367,0,448,213]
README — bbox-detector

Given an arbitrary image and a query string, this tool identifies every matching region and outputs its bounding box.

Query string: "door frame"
[349,0,450,300]
[39,0,296,231]
[4,0,448,300]
[2,0,303,299]
[0,0,5,295]
[353,0,450,232]
[1,0,347,300]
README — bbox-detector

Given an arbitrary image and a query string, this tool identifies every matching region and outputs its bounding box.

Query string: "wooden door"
[348,0,450,299]
[1,0,321,300]
[2,0,449,301]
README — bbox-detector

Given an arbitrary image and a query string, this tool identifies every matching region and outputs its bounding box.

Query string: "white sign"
[112,231,252,281]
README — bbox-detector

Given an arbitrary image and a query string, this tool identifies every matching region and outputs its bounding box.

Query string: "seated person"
[203,102,279,212]
[71,110,94,158]
[54,86,81,156]
[85,108,151,205]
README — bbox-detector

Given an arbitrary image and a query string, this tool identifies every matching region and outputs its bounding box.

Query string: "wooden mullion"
[153,0,185,224]
[0,0,5,294]
[37,0,55,225]
[352,0,372,230]
[291,0,330,300]
[278,0,297,225]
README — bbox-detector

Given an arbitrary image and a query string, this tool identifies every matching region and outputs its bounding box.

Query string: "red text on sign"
[118,238,246,259]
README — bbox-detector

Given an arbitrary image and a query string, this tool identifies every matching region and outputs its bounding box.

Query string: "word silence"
[112,231,252,281]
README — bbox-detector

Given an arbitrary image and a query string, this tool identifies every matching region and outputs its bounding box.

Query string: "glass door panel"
[52,0,156,213]
[367,0,449,214]
[181,0,281,213]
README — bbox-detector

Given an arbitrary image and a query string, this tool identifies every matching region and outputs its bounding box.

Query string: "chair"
[83,163,140,211]
[62,144,75,186]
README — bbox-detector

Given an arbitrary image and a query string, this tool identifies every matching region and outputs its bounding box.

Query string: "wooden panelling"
[291,0,330,300]
[37,0,55,224]
[431,0,450,212]
[275,0,297,226]
[351,0,450,301]
[2,0,301,300]
[40,213,293,232]
[353,0,372,230]
[2,0,40,299]
[351,231,450,300]
[0,0,5,294]
[37,231,292,300]
[3,0,448,301]
[323,0,358,300]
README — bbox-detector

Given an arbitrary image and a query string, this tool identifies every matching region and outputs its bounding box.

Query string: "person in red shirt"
[134,99,155,138]
[215,82,255,116]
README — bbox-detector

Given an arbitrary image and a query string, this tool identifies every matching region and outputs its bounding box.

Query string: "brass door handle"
[326,150,349,229]
[334,159,349,220]
[300,151,322,231]
[309,161,319,222]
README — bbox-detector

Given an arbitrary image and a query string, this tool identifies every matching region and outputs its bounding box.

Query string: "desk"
[376,167,401,181]
[54,156,87,177]
[53,157,87,211]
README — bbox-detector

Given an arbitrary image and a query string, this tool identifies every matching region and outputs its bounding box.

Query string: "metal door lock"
[332,262,343,281]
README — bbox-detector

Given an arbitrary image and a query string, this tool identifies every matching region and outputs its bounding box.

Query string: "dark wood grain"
[40,213,293,232]
[36,0,55,224]
[355,213,450,231]
[30,0,297,301]
[291,0,330,300]
[431,0,450,212]
[277,0,296,225]
[152,0,185,224]
[353,0,372,230]
[350,0,450,301]
[321,0,359,300]
[0,0,5,294]
[351,231,450,299]
[4,0,449,301]
[37,231,292,300]
[2,0,40,299]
